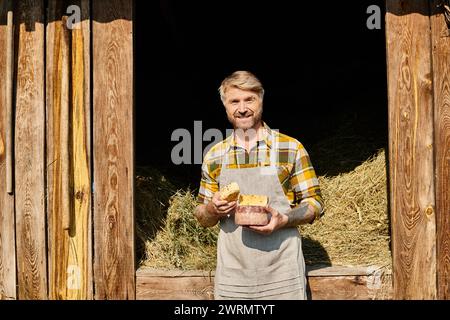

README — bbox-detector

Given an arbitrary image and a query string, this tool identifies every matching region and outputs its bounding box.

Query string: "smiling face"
[223,87,263,131]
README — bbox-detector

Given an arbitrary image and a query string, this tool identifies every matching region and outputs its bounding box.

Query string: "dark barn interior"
[134,0,388,188]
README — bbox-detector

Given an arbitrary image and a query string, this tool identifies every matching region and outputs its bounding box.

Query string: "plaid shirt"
[197,123,324,219]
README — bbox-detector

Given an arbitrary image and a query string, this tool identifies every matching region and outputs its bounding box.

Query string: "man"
[195,71,324,300]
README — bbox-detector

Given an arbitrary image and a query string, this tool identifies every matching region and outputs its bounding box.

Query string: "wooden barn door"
[0,0,134,300]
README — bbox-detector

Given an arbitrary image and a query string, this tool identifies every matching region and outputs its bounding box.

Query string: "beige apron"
[214,140,307,300]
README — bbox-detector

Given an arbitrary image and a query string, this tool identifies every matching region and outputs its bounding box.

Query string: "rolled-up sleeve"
[290,143,324,220]
[197,159,219,205]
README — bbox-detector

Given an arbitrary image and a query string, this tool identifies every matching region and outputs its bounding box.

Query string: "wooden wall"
[0,0,134,300]
[386,0,450,299]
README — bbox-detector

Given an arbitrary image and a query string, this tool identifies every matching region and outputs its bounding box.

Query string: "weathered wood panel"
[46,0,69,300]
[137,270,214,300]
[136,267,392,300]
[46,0,92,300]
[93,0,135,299]
[385,0,437,299]
[307,276,390,300]
[0,0,16,300]
[4,1,13,195]
[14,0,47,299]
[430,0,450,300]
[70,0,92,301]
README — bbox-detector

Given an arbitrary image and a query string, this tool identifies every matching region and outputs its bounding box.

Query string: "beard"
[227,108,263,131]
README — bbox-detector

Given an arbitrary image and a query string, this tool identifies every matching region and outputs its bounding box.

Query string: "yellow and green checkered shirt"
[197,123,324,219]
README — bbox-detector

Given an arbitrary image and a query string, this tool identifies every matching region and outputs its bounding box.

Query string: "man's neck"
[234,122,263,153]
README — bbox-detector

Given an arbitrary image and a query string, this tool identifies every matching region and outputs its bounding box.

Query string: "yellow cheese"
[220,182,240,202]
[238,194,268,206]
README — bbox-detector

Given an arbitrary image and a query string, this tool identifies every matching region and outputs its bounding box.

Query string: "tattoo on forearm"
[285,204,313,227]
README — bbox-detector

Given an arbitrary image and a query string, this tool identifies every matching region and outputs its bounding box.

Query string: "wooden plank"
[135,267,392,300]
[430,0,450,300]
[306,265,382,277]
[14,0,47,299]
[136,268,214,278]
[5,1,13,195]
[385,0,437,299]
[93,0,135,299]
[46,0,69,300]
[136,265,386,277]
[0,0,16,300]
[307,276,390,300]
[59,14,70,232]
[70,0,92,300]
[46,0,92,300]
[136,275,214,300]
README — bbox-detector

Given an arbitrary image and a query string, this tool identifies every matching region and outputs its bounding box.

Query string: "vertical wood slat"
[47,0,92,300]
[93,0,135,299]
[60,14,71,232]
[385,0,437,299]
[430,0,450,300]
[46,0,70,300]
[0,0,16,300]
[70,0,93,300]
[5,1,13,195]
[15,0,47,299]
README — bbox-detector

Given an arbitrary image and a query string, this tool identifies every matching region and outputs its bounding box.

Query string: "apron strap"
[268,131,277,167]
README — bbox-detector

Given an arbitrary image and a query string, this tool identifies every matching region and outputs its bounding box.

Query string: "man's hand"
[247,206,288,235]
[195,192,236,228]
[206,191,237,218]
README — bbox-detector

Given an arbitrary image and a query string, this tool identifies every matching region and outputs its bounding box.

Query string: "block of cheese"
[238,194,268,206]
[235,194,269,226]
[220,182,240,202]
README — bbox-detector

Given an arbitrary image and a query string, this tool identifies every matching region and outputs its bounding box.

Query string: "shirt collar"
[228,122,273,151]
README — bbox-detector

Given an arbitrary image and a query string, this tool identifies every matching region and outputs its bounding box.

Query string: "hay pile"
[141,190,218,270]
[138,149,391,271]
[135,167,177,261]
[300,149,391,267]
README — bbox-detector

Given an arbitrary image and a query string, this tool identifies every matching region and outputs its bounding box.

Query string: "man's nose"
[237,102,247,112]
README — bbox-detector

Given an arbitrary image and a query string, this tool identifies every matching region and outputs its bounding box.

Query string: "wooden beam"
[14,0,47,299]
[430,0,450,300]
[0,0,16,300]
[385,0,437,299]
[135,266,392,300]
[46,0,92,300]
[93,0,135,299]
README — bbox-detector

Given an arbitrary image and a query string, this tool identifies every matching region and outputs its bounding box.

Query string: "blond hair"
[219,71,264,102]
